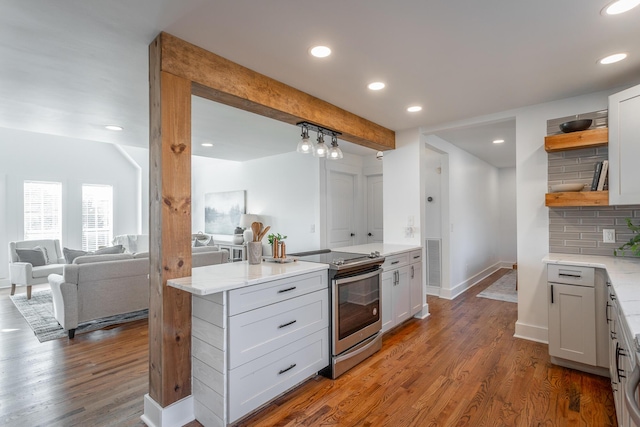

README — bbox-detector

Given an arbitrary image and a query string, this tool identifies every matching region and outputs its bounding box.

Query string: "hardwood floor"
[0,269,616,426]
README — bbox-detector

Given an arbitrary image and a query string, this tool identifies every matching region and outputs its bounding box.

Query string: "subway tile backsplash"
[549,206,640,256]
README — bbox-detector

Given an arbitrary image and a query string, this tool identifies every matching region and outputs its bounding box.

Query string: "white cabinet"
[609,83,640,205]
[192,270,329,426]
[393,266,411,325]
[409,251,423,314]
[548,282,596,365]
[381,249,423,333]
[547,265,597,366]
[608,281,640,427]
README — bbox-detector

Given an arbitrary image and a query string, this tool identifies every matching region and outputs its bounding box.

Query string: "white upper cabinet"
[609,83,640,205]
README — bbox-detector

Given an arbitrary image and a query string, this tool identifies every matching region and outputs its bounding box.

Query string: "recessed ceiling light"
[599,53,628,64]
[602,0,640,15]
[368,82,386,91]
[201,143,213,147]
[310,46,331,58]
[493,139,505,144]
[105,125,123,131]
[407,106,422,113]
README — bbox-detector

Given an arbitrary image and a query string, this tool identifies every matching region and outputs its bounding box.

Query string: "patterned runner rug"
[476,270,518,303]
[10,290,148,342]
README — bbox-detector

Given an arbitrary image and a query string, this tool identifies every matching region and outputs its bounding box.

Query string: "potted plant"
[614,218,640,257]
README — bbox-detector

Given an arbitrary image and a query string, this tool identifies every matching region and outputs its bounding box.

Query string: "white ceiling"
[1,0,639,167]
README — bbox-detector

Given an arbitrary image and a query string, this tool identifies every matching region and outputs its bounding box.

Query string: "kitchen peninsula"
[168,260,329,427]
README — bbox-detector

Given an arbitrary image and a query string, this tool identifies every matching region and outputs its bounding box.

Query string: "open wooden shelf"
[545,191,609,207]
[544,127,608,152]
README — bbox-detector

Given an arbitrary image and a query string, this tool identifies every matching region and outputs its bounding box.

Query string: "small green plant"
[614,218,640,257]
[267,233,287,245]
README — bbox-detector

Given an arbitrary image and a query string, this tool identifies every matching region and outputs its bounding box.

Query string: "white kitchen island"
[168,260,330,427]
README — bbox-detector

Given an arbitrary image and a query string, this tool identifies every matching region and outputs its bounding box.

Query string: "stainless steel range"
[292,249,385,378]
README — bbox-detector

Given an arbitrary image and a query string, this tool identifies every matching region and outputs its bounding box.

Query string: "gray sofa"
[48,246,229,338]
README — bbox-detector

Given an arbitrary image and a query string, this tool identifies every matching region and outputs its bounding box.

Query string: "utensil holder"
[247,242,262,265]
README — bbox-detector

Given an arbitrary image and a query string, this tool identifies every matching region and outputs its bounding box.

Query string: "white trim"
[439,262,502,300]
[426,285,441,296]
[414,303,430,319]
[514,321,548,343]
[141,394,195,427]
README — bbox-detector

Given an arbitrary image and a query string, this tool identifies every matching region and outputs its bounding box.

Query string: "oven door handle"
[334,268,381,285]
[334,333,381,364]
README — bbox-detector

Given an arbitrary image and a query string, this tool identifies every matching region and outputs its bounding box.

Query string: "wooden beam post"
[147,31,395,417]
[149,34,193,407]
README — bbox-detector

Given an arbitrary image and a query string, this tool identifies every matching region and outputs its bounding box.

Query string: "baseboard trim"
[514,321,548,344]
[440,262,502,300]
[414,303,430,319]
[141,394,195,427]
[426,285,441,296]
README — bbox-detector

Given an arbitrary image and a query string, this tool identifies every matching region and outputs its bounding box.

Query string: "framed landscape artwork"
[204,190,246,235]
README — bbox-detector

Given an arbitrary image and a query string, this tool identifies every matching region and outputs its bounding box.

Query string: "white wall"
[119,146,149,235]
[191,151,321,253]
[424,135,501,298]
[383,128,422,244]
[498,167,517,264]
[513,89,615,343]
[0,128,141,285]
[417,86,626,343]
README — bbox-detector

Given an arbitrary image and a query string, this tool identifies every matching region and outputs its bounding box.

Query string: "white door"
[327,170,356,248]
[366,174,383,243]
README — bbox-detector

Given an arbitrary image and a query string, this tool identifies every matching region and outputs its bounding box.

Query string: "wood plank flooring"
[0,269,616,426]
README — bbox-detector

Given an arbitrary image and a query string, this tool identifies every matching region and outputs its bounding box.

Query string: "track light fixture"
[296,121,343,160]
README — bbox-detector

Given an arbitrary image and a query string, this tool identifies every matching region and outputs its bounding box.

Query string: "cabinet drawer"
[548,264,595,287]
[228,289,329,368]
[409,249,422,263]
[228,270,328,316]
[228,329,328,423]
[382,253,409,270]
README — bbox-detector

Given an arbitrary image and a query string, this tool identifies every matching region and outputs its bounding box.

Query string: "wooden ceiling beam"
[159,32,395,152]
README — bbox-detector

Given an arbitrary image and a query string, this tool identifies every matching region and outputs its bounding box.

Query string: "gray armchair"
[8,239,65,299]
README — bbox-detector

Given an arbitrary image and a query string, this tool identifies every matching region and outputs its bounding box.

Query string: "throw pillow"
[15,248,47,267]
[34,246,50,264]
[93,245,124,255]
[64,247,88,264]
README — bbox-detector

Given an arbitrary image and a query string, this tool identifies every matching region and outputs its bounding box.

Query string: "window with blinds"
[82,184,113,251]
[24,181,62,241]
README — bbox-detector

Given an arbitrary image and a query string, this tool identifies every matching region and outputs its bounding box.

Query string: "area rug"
[10,290,148,342]
[476,270,518,303]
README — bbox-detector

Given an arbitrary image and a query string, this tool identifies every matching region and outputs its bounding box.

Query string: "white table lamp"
[239,213,259,243]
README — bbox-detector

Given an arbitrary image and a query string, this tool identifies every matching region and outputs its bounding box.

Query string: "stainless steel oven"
[292,250,385,378]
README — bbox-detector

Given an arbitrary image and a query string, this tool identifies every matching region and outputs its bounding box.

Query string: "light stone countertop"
[168,260,328,296]
[543,253,640,351]
[334,243,422,257]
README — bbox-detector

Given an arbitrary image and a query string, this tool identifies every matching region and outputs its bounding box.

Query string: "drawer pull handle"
[610,293,616,301]
[391,261,400,265]
[558,273,581,278]
[278,320,297,329]
[278,363,297,375]
[413,255,420,259]
[278,286,297,294]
